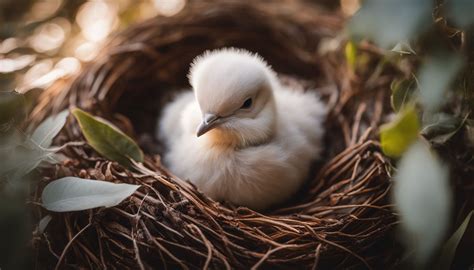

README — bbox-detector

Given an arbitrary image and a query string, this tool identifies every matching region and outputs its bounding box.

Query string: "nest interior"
[31,1,401,269]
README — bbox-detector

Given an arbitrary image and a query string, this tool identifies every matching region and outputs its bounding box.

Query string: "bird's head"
[189,48,278,146]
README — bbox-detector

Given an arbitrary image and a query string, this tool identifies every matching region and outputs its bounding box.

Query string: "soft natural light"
[26,0,63,22]
[21,59,54,88]
[29,22,65,53]
[74,41,99,62]
[76,1,118,42]
[153,0,186,16]
[0,55,36,73]
[340,0,360,16]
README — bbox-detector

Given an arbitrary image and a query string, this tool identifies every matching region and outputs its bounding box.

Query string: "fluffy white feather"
[157,48,326,210]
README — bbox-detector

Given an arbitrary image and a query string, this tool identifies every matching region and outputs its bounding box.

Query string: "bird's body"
[157,49,326,210]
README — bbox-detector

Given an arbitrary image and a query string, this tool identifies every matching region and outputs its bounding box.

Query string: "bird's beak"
[197,113,220,137]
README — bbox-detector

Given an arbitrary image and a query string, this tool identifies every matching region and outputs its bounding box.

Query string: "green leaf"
[0,108,70,183]
[0,132,54,181]
[30,109,69,148]
[380,105,420,158]
[345,41,357,71]
[42,177,140,212]
[390,78,418,112]
[391,41,416,55]
[394,141,451,265]
[418,53,463,112]
[438,211,474,270]
[38,215,52,234]
[421,113,466,145]
[71,108,144,167]
[348,0,432,48]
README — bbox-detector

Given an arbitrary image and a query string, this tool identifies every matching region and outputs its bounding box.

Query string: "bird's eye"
[241,98,253,109]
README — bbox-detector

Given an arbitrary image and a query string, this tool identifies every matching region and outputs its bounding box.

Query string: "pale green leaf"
[72,108,144,167]
[42,177,140,212]
[438,211,474,270]
[348,0,432,48]
[1,118,70,182]
[390,78,418,112]
[0,132,54,181]
[380,106,420,158]
[418,53,463,112]
[38,215,52,234]
[391,41,416,55]
[421,113,466,145]
[393,141,451,265]
[30,109,69,148]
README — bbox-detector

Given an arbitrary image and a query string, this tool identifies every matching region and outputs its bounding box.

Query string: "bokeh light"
[55,57,81,75]
[74,41,99,62]
[153,0,186,17]
[21,59,54,90]
[0,55,36,73]
[76,1,118,43]
[19,57,81,93]
[25,0,63,22]
[1,0,189,93]
[0,38,19,54]
[29,22,65,53]
[340,0,360,16]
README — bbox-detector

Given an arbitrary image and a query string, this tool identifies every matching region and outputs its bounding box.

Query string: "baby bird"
[157,48,326,211]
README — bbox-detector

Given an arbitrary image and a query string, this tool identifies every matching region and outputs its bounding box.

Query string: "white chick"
[157,48,326,211]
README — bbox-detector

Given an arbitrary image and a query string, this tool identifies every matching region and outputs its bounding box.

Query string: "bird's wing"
[273,86,326,163]
[157,91,200,147]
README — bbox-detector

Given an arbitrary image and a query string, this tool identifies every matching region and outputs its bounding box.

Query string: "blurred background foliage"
[1,0,474,269]
[349,0,474,268]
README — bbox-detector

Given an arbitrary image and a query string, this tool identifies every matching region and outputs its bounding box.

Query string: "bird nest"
[30,1,401,269]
